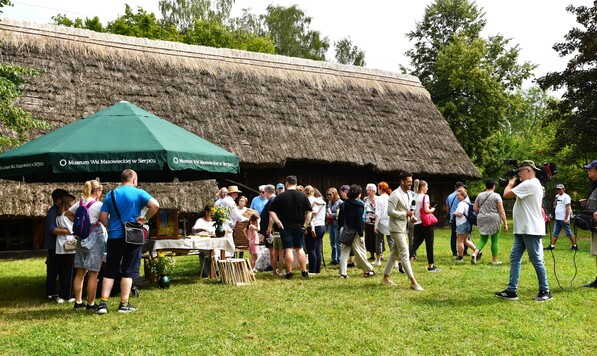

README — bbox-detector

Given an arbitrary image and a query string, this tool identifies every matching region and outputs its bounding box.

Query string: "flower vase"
[158,274,170,289]
[215,224,226,237]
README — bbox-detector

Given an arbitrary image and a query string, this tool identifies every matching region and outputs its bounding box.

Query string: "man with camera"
[582,160,597,288]
[495,160,552,301]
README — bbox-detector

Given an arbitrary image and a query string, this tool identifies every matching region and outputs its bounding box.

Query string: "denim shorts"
[456,222,470,234]
[104,238,142,279]
[280,227,305,249]
[553,219,572,237]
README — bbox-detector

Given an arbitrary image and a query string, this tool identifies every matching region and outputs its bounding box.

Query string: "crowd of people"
[43,159,597,311]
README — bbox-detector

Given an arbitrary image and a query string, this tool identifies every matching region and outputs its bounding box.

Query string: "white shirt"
[68,198,103,225]
[554,193,572,220]
[55,213,76,254]
[455,201,469,226]
[511,178,546,235]
[375,193,390,235]
[311,197,327,227]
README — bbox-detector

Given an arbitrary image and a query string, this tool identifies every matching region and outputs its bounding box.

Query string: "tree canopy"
[334,37,365,66]
[538,2,597,163]
[405,0,535,173]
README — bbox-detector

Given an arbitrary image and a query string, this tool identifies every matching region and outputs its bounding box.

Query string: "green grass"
[1,227,597,355]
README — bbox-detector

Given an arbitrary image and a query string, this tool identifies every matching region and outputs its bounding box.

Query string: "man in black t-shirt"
[269,175,312,279]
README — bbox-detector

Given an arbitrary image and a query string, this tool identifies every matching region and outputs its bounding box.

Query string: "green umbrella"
[0,101,239,182]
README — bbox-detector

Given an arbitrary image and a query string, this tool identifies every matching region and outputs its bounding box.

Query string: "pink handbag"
[420,195,438,227]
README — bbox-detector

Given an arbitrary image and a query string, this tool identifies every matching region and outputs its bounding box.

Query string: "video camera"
[497,159,557,187]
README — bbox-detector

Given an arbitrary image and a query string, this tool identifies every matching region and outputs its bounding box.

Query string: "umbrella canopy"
[0,101,239,182]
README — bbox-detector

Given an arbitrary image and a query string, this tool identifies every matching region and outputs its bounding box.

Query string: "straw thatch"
[0,20,481,215]
[0,180,218,217]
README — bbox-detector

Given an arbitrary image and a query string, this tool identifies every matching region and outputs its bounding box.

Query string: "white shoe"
[372,260,381,266]
[56,298,66,304]
[492,261,503,265]
[410,283,424,291]
[68,298,76,303]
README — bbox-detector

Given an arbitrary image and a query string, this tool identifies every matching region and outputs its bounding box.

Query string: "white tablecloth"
[149,237,235,257]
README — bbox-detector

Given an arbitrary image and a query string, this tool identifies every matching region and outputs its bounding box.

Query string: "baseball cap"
[340,185,350,192]
[584,160,597,170]
[454,181,466,189]
[518,160,541,172]
[276,183,284,189]
[555,184,564,190]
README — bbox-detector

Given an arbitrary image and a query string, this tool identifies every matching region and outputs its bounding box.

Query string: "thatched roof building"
[0,20,480,215]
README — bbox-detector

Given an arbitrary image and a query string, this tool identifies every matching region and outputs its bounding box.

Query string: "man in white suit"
[381,171,423,290]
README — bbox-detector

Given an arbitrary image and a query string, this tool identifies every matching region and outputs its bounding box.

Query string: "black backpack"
[463,202,477,226]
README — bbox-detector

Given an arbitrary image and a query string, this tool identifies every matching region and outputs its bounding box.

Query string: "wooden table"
[147,236,235,279]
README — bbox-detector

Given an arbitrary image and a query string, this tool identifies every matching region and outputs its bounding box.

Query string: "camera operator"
[582,160,597,288]
[495,160,552,301]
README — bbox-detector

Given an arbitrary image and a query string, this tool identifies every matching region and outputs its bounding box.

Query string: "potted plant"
[211,205,231,237]
[153,252,176,288]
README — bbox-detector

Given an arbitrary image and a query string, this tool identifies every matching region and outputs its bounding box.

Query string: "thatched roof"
[0,19,480,178]
[0,180,218,217]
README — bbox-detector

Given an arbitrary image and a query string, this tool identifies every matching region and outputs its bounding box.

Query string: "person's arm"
[387,194,407,220]
[503,177,518,199]
[356,205,364,238]
[497,201,508,231]
[473,201,479,214]
[424,196,435,214]
[453,202,464,218]
[565,203,571,224]
[269,211,284,230]
[303,211,312,229]
[100,211,109,228]
[136,198,159,224]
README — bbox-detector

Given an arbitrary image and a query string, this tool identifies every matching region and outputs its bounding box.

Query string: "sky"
[2,0,592,90]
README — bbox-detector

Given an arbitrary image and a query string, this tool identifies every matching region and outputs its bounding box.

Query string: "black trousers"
[55,253,75,300]
[410,224,435,265]
[45,249,58,297]
[305,225,325,273]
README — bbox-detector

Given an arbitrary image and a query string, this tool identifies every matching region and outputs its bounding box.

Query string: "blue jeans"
[328,224,341,263]
[507,234,549,293]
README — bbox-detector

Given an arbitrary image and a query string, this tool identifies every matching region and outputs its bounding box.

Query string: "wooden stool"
[216,258,256,286]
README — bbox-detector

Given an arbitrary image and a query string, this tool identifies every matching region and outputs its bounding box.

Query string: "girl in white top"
[231,196,249,228]
[453,187,480,264]
[192,206,216,235]
[55,194,76,303]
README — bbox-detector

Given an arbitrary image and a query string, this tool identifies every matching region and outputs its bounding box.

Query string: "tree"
[404,0,535,169]
[0,0,11,13]
[538,2,597,162]
[334,37,365,66]
[262,5,329,61]
[159,0,234,32]
[0,64,51,151]
[107,5,180,41]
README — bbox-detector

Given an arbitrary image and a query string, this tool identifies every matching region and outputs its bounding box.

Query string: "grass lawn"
[1,226,597,355]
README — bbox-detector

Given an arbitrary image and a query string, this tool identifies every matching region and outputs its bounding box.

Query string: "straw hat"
[227,185,242,194]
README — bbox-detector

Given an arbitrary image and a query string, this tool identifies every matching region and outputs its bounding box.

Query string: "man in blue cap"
[582,160,597,288]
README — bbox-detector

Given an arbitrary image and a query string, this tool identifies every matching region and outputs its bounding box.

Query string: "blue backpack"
[463,202,477,226]
[73,200,97,239]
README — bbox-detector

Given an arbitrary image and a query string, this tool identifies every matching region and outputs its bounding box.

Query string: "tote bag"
[420,195,438,227]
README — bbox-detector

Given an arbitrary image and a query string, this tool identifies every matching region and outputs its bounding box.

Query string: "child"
[245,214,260,272]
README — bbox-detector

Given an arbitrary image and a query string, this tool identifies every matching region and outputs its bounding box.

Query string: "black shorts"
[104,238,142,279]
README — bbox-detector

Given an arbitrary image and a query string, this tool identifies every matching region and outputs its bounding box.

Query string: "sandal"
[363,270,376,278]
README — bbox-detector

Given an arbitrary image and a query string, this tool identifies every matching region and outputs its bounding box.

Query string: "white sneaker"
[56,297,66,304]
[68,298,76,303]
[372,260,381,266]
[492,261,503,265]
